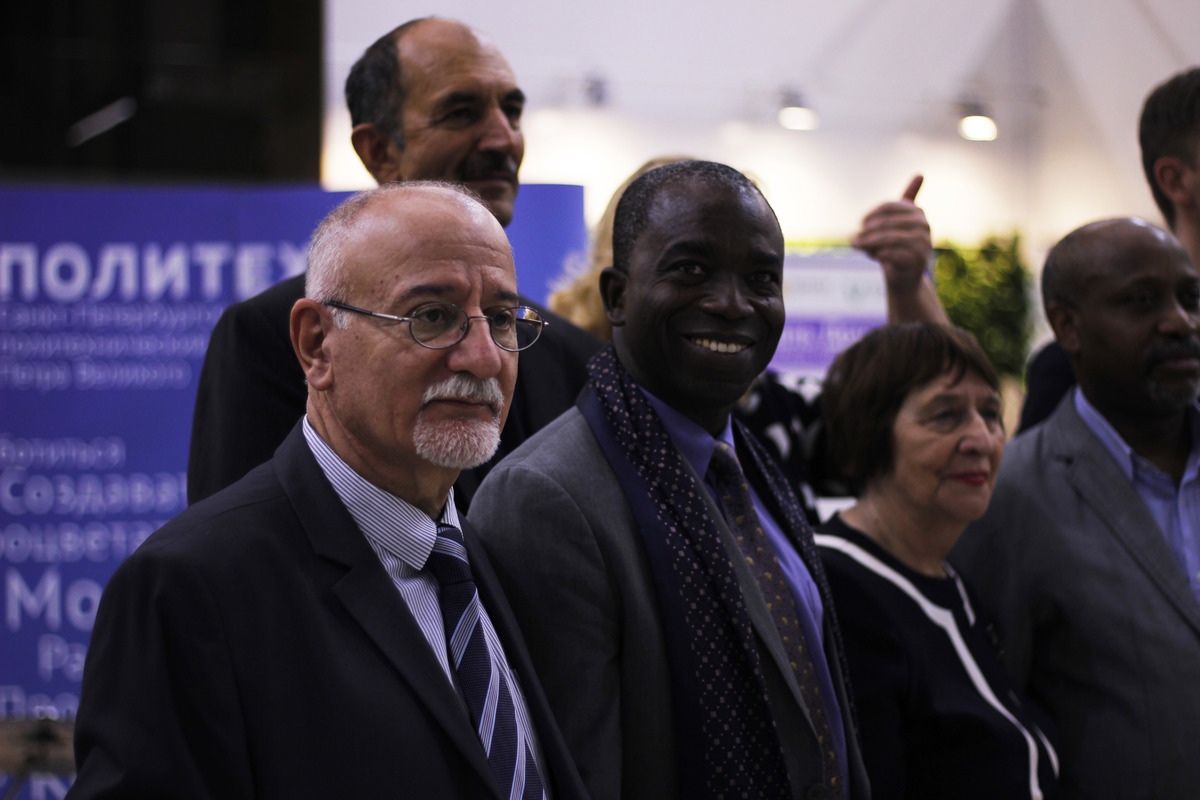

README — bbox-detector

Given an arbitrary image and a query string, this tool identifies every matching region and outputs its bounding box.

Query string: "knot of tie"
[428,522,474,587]
[709,441,756,530]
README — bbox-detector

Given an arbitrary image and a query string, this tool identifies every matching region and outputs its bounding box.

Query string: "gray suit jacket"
[950,396,1200,799]
[469,407,870,800]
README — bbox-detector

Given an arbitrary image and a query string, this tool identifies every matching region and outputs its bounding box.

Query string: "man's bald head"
[1041,217,1187,314]
[345,18,525,227]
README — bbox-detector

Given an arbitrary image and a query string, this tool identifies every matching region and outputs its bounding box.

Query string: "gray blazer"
[950,396,1200,799]
[469,407,870,800]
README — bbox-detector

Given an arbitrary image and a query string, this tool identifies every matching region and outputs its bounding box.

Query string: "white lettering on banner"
[6,568,60,631]
[142,243,188,301]
[0,244,38,301]
[30,776,71,800]
[0,241,310,301]
[0,437,125,470]
[38,634,88,681]
[63,303,222,332]
[91,244,138,301]
[192,242,232,299]
[73,360,191,390]
[5,569,101,633]
[277,240,307,279]
[1,521,158,564]
[0,303,68,329]
[0,361,71,392]
[41,244,91,303]
[0,469,185,517]
[234,242,273,299]
[0,685,79,722]
[0,332,210,360]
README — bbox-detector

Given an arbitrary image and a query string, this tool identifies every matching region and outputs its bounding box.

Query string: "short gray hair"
[304,182,495,327]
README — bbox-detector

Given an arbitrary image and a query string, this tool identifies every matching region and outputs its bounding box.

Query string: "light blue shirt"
[1074,389,1200,601]
[642,391,850,791]
[301,417,547,787]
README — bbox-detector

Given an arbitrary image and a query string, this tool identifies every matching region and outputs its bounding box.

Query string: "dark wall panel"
[1,0,321,183]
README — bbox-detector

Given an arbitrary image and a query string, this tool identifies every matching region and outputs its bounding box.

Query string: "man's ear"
[350,123,403,185]
[599,266,627,328]
[1153,155,1196,210]
[1046,299,1082,357]
[291,299,335,390]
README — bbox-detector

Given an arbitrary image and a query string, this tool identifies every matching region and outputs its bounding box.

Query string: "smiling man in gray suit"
[952,217,1200,799]
[470,161,881,800]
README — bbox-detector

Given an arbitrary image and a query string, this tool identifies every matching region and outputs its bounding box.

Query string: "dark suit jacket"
[69,425,589,800]
[468,407,871,800]
[951,396,1200,799]
[187,273,601,508]
[1016,340,1074,434]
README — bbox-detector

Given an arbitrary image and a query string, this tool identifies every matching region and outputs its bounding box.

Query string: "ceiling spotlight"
[778,89,819,131]
[958,100,997,142]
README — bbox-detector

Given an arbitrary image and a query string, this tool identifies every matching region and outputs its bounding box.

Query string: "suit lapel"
[271,426,498,794]
[1051,402,1200,637]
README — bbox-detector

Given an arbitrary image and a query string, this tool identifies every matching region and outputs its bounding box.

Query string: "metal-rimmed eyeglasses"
[323,300,546,352]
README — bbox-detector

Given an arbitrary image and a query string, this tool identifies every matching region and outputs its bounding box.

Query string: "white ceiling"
[322,0,1200,258]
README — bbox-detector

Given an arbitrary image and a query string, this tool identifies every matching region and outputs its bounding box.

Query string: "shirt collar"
[1074,387,1200,482]
[641,389,735,478]
[302,416,459,570]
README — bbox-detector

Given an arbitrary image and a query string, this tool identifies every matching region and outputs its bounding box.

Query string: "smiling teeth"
[692,337,747,354]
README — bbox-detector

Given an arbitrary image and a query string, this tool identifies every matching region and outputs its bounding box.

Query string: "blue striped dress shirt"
[301,418,547,793]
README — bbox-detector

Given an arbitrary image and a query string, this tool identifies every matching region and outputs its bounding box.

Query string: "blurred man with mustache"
[952,217,1200,799]
[70,184,589,800]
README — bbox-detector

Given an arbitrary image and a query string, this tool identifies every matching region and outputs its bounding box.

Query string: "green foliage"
[933,235,1032,378]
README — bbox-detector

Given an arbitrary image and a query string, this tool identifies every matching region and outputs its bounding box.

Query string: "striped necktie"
[427,522,544,800]
[709,441,843,799]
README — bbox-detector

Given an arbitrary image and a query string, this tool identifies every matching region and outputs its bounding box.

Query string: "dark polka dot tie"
[708,441,843,799]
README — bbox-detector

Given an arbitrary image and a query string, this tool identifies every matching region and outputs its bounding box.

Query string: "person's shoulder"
[492,406,596,472]
[816,519,898,591]
[140,463,291,564]
[999,399,1082,480]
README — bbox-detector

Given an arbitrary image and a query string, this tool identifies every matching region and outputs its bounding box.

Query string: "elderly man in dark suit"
[68,183,589,800]
[186,17,601,509]
[470,161,876,800]
[952,217,1200,799]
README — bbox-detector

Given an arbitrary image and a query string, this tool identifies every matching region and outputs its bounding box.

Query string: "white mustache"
[421,374,505,414]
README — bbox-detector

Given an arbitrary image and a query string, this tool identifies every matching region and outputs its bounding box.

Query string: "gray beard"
[412,416,501,470]
[1148,374,1200,412]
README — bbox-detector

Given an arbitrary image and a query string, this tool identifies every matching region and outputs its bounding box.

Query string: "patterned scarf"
[578,345,807,799]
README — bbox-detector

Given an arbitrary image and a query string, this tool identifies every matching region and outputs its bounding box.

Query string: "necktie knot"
[709,441,749,489]
[428,522,474,587]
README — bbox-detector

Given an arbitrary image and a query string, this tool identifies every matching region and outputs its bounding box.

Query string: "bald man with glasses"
[69,183,589,800]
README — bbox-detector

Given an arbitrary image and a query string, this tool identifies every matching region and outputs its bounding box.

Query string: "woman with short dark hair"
[816,322,1059,799]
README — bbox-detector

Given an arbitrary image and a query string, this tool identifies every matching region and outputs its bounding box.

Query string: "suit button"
[805,786,831,800]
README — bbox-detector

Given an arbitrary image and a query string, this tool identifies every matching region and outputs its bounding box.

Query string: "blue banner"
[0,183,585,798]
